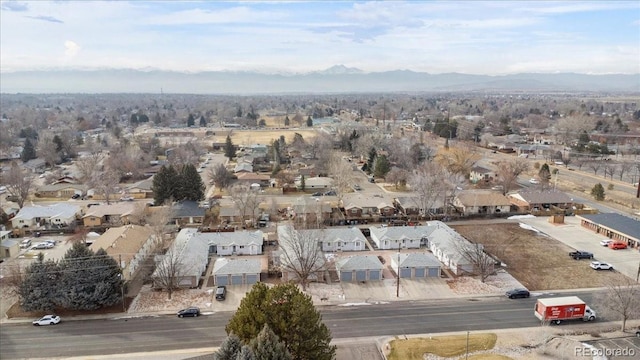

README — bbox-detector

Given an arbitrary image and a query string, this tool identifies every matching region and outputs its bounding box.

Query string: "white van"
[20,239,32,249]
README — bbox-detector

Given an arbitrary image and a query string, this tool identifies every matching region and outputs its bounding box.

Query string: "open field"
[218,128,318,146]
[452,223,627,291]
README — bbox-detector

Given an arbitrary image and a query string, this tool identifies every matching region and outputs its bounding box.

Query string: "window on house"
[350,209,358,214]
[355,242,360,247]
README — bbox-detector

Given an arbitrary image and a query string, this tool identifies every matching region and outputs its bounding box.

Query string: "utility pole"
[119,254,125,312]
[396,245,401,298]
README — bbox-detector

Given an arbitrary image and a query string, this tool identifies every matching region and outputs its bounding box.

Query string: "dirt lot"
[452,223,627,291]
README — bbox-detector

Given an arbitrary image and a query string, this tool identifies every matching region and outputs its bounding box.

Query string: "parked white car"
[590,261,613,271]
[600,239,613,247]
[33,315,61,326]
[529,178,540,184]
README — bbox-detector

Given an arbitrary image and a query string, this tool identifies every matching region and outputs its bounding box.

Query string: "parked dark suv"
[177,307,200,318]
[215,286,227,301]
[505,288,530,299]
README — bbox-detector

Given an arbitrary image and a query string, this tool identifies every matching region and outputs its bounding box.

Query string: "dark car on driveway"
[506,288,530,299]
[215,286,227,301]
[177,307,200,318]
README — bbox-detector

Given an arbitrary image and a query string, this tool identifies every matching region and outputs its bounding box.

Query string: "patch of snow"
[579,343,607,360]
[519,223,540,232]
[338,302,372,307]
[508,214,535,220]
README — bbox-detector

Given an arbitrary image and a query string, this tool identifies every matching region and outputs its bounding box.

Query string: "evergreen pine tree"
[21,138,37,162]
[284,116,290,126]
[236,346,256,360]
[226,283,336,360]
[57,243,122,310]
[19,253,60,312]
[215,334,243,360]
[178,163,205,201]
[250,324,292,360]
[366,147,377,175]
[373,155,391,178]
[225,135,237,160]
[152,165,180,205]
[199,115,207,127]
[187,113,195,127]
[591,183,605,201]
[306,116,313,127]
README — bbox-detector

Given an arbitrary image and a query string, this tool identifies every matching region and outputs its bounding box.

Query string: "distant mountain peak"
[315,65,364,75]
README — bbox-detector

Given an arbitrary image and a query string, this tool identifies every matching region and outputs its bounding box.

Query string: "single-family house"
[212,258,262,286]
[289,197,332,227]
[454,191,512,215]
[234,162,254,173]
[89,225,155,281]
[218,205,243,225]
[427,223,474,275]
[152,228,209,288]
[36,184,87,199]
[196,230,264,256]
[507,189,574,212]
[235,172,271,187]
[126,177,154,199]
[335,255,384,282]
[171,200,206,226]
[318,227,367,252]
[394,196,445,217]
[391,252,442,278]
[11,203,81,229]
[295,176,333,190]
[82,202,138,227]
[342,194,396,218]
[23,158,46,173]
[469,166,494,184]
[368,224,437,250]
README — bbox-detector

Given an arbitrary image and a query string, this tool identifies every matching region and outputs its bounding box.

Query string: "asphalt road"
[0,291,599,359]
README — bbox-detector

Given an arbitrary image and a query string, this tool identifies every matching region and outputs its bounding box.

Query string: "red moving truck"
[534,296,596,325]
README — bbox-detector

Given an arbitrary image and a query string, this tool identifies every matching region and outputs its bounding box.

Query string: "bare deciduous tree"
[90,167,120,205]
[327,152,354,201]
[453,238,495,283]
[495,159,530,194]
[145,205,175,249]
[229,184,260,228]
[278,224,326,291]
[435,143,480,177]
[408,162,446,219]
[152,245,190,300]
[3,161,35,208]
[618,162,633,181]
[594,276,640,331]
[208,163,233,189]
[587,161,602,176]
[75,151,105,184]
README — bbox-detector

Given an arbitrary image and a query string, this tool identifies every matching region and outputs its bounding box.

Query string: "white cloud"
[64,40,80,58]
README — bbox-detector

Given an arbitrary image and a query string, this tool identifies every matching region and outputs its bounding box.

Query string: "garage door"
[340,271,353,282]
[428,267,440,277]
[355,270,367,281]
[216,275,229,286]
[246,274,258,285]
[400,268,412,278]
[231,275,244,285]
[369,270,381,280]
[414,268,426,278]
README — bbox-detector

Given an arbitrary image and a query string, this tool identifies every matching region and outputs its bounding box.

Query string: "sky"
[1,1,639,75]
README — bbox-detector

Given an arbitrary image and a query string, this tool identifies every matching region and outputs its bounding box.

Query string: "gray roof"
[13,203,81,221]
[456,191,511,206]
[1,238,18,247]
[127,177,153,191]
[336,255,384,271]
[172,201,205,218]
[213,258,261,275]
[319,227,367,244]
[37,183,87,192]
[154,228,208,278]
[398,253,441,268]
[195,230,264,246]
[577,213,640,240]
[369,224,438,243]
[342,193,394,209]
[427,224,472,265]
[510,189,573,204]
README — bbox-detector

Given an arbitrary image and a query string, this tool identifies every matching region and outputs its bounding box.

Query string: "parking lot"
[582,333,640,359]
[518,216,640,280]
